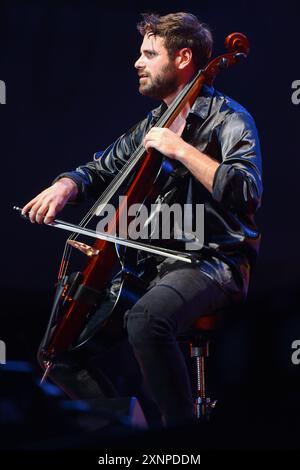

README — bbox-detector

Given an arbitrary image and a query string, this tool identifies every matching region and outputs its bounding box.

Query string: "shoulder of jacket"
[215,89,253,121]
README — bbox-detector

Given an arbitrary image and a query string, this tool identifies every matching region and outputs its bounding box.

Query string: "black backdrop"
[1,0,300,451]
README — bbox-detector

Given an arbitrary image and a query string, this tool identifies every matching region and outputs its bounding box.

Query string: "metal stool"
[186,313,220,420]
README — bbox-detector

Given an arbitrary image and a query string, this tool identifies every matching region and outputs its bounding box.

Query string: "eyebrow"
[140,48,158,55]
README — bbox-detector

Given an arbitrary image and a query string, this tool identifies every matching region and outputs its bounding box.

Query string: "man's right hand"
[21,177,78,224]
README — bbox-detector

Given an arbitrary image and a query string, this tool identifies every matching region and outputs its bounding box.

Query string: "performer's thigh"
[126,267,230,338]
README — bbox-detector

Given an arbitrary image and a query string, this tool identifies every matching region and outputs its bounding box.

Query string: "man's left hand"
[143,128,188,160]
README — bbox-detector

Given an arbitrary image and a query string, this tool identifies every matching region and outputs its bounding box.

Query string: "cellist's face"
[134,33,179,100]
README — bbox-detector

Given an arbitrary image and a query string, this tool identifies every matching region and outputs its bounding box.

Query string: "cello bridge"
[67,240,100,257]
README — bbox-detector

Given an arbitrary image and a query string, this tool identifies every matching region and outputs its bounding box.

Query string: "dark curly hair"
[137,12,213,71]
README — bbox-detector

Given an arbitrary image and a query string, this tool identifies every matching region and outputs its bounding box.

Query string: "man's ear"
[175,48,193,70]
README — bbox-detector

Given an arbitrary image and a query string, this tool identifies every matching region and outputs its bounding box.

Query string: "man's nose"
[134,56,144,69]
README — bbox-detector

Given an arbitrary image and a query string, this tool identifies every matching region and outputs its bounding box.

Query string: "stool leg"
[191,341,216,420]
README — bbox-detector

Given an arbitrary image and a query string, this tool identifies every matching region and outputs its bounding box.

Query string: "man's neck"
[163,82,186,107]
[163,66,195,106]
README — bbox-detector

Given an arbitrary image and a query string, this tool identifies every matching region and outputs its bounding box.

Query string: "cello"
[15,32,249,382]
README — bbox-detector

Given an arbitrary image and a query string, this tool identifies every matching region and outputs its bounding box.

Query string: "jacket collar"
[151,84,215,122]
[189,84,215,120]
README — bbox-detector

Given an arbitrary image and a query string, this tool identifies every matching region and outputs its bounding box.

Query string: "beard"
[138,61,179,100]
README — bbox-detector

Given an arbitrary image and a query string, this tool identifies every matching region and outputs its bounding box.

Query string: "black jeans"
[44,263,232,428]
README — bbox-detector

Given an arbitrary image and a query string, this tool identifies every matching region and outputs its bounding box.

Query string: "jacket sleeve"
[212,111,263,214]
[53,116,150,201]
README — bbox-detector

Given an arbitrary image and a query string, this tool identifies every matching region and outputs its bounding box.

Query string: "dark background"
[0,0,300,452]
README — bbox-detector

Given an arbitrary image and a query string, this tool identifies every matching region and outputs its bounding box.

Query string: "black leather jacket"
[56,85,263,300]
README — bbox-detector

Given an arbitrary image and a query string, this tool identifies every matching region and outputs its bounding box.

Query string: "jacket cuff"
[212,163,234,203]
[52,172,86,202]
